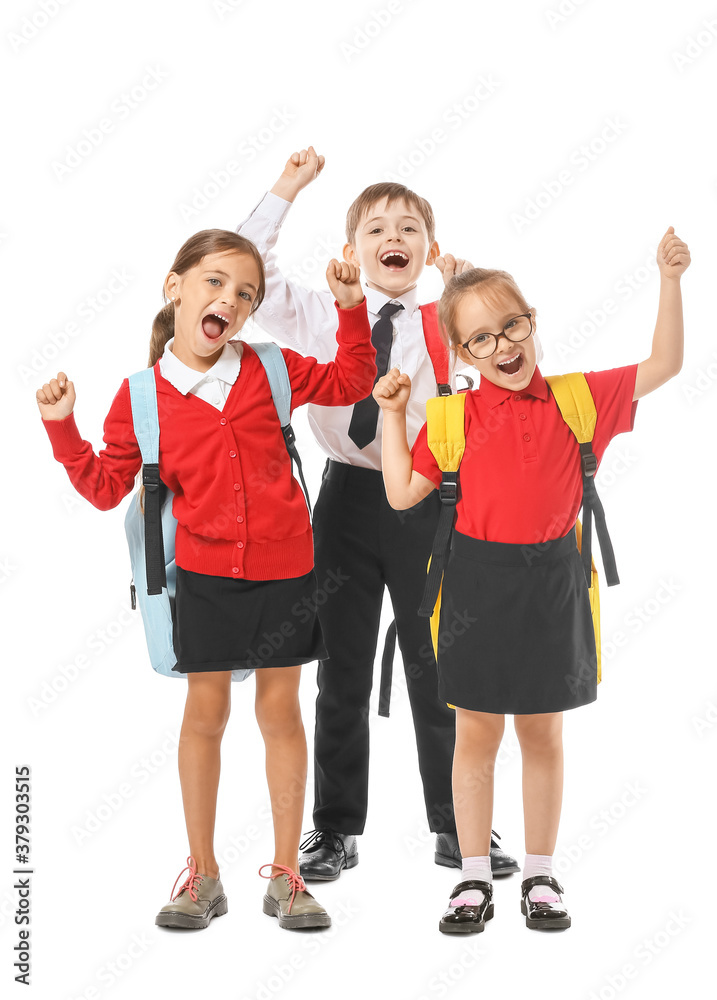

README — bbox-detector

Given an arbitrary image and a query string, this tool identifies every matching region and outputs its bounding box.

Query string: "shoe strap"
[521,875,564,896]
[258,864,307,914]
[451,879,493,901]
[170,856,203,902]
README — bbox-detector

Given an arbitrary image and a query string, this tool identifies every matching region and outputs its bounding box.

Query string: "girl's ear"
[455,343,477,368]
[165,271,180,303]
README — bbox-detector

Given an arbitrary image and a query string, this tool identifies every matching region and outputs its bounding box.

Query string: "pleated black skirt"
[172,565,328,673]
[436,527,597,714]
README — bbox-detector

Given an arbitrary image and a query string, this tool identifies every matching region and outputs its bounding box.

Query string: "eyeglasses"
[460,313,533,360]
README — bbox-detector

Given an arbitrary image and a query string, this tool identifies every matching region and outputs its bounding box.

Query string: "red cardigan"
[43,299,376,580]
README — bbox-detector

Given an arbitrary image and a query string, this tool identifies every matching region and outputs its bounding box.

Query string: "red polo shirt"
[42,300,375,580]
[410,364,638,544]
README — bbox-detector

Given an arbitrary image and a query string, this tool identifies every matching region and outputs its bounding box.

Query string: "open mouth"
[496,351,524,377]
[201,312,230,341]
[380,250,409,271]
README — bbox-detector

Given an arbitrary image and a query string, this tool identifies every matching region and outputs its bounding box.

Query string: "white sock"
[523,854,561,903]
[449,855,492,907]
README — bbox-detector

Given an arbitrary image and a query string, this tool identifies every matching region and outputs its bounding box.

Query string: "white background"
[3,0,716,998]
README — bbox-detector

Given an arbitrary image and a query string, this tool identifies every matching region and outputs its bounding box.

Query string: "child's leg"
[453,708,505,856]
[513,712,563,855]
[178,670,233,877]
[254,665,306,874]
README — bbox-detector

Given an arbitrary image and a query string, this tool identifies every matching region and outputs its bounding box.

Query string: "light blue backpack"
[124,341,311,682]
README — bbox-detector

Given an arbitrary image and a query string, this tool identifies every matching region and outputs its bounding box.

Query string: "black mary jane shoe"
[439,879,494,934]
[434,830,520,877]
[298,829,358,882]
[520,875,571,930]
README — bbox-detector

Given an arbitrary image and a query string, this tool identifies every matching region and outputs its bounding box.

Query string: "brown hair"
[147,229,266,366]
[438,268,535,354]
[345,182,436,246]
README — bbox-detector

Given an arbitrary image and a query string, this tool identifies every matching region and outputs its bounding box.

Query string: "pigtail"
[148,301,175,367]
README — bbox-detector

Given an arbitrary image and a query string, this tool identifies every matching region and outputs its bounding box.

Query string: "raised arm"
[373,367,436,510]
[37,373,141,510]
[236,146,339,358]
[633,227,690,401]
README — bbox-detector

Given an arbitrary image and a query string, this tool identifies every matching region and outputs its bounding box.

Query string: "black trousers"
[311,460,457,835]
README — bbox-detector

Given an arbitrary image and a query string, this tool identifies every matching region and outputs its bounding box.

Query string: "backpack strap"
[418,392,467,618]
[545,372,619,587]
[127,367,167,596]
[419,302,452,396]
[251,341,312,516]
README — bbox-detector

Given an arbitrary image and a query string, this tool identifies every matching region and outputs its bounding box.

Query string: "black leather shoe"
[298,829,358,882]
[434,830,520,877]
[520,875,571,930]
[439,879,494,934]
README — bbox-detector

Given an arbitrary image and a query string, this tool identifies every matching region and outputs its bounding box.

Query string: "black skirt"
[172,566,328,673]
[436,527,597,714]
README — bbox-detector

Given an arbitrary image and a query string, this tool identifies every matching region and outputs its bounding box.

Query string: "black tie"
[348,301,404,449]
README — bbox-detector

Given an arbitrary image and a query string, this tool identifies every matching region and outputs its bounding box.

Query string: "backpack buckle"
[142,464,161,489]
[283,425,296,447]
[439,479,458,505]
[581,453,598,477]
[437,383,452,396]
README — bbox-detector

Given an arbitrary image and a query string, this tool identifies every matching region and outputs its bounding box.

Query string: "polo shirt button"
[236,515,244,523]
[232,567,239,574]
[229,450,237,458]
[236,541,244,549]
[523,433,531,442]
[519,413,527,420]
[234,483,241,491]
[514,394,522,400]
[220,417,227,426]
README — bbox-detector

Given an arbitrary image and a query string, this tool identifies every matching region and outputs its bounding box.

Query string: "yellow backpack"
[418,372,620,688]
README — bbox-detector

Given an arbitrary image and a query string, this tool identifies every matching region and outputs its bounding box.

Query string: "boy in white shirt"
[236,147,518,881]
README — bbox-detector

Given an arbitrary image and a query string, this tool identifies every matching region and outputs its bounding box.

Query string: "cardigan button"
[523,433,531,442]
[519,412,527,420]
[232,567,239,574]
[230,450,237,458]
[236,541,244,549]
[220,417,227,426]
[514,394,522,401]
[236,515,244,523]
[234,483,241,491]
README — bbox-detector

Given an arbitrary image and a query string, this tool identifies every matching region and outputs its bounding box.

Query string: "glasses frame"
[460,312,534,360]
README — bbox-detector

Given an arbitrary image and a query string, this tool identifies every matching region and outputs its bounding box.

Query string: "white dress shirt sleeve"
[236,191,339,362]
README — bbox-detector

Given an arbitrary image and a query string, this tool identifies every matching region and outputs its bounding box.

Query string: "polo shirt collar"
[161,337,242,395]
[477,365,549,407]
[363,282,420,319]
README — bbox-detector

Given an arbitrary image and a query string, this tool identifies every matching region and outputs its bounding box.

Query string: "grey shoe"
[260,864,331,929]
[155,856,228,929]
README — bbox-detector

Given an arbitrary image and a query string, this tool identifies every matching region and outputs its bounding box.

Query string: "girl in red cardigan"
[37,230,376,932]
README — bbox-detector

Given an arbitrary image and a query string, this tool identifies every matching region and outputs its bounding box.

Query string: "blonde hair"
[345,182,436,246]
[438,268,535,354]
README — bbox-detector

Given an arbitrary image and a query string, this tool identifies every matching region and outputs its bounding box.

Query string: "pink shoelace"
[258,863,306,914]
[170,856,204,903]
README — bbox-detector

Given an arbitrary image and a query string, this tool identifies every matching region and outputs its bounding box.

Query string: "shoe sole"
[299,853,359,882]
[439,902,494,934]
[434,853,520,877]
[262,895,332,929]
[155,895,228,929]
[520,898,571,930]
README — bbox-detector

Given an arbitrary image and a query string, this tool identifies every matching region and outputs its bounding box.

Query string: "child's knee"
[514,713,563,754]
[255,693,304,740]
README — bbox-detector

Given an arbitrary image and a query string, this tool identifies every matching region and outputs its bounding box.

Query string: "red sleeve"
[282,297,376,410]
[41,379,142,510]
[410,419,442,489]
[584,364,639,463]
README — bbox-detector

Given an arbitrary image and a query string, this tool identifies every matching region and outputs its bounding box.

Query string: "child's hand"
[373,367,412,413]
[657,227,690,280]
[36,372,76,421]
[270,146,325,203]
[326,259,364,309]
[436,253,474,286]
